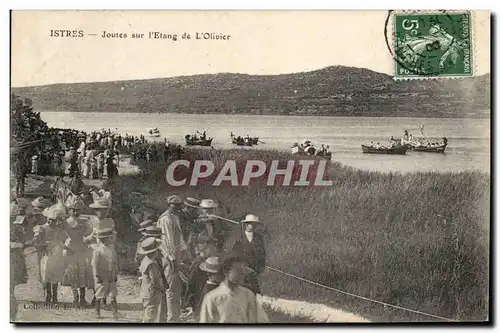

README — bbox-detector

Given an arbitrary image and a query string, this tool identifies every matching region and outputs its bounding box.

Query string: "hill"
[11,66,490,118]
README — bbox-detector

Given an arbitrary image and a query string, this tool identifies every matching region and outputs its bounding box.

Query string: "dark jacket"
[227,231,266,274]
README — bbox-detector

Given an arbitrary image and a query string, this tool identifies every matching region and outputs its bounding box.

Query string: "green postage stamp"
[393,11,473,78]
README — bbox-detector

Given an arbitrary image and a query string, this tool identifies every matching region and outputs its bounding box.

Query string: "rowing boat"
[361,145,408,155]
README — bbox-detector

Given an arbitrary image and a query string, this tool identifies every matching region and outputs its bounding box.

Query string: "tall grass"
[108,148,489,322]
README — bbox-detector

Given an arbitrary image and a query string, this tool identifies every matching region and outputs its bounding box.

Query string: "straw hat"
[199,257,221,274]
[137,237,162,255]
[42,205,65,220]
[65,195,86,210]
[31,197,49,208]
[199,199,218,209]
[184,197,200,208]
[89,198,111,209]
[13,215,25,225]
[167,195,182,205]
[141,226,163,237]
[96,228,116,239]
[138,220,155,232]
[241,214,261,224]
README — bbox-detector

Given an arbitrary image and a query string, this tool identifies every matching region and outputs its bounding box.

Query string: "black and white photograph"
[9,10,491,324]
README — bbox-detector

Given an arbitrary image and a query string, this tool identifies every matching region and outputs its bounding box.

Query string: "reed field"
[108,148,490,322]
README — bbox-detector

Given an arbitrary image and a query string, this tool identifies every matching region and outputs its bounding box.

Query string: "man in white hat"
[199,255,259,323]
[138,237,168,323]
[225,214,266,295]
[198,199,229,251]
[156,194,188,322]
[91,228,119,319]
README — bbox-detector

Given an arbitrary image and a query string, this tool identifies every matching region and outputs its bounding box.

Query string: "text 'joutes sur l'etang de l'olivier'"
[49,30,231,41]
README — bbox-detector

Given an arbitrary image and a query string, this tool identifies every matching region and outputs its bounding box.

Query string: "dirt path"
[12,156,369,323]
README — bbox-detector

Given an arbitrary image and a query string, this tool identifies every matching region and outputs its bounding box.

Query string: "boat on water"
[185,134,213,146]
[146,127,161,137]
[292,140,332,159]
[361,145,408,155]
[412,144,447,153]
[230,133,259,146]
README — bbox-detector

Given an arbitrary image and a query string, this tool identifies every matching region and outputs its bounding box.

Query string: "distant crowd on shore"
[11,125,186,197]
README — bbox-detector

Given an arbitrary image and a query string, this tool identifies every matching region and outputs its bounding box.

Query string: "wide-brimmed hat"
[199,257,221,274]
[31,197,49,208]
[42,205,65,220]
[65,195,86,210]
[13,215,25,225]
[89,198,111,209]
[167,195,183,205]
[138,220,155,231]
[96,228,116,239]
[184,197,200,208]
[199,199,218,209]
[137,237,162,255]
[141,226,163,237]
[241,214,261,224]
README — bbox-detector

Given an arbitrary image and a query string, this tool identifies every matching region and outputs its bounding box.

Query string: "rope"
[211,214,457,322]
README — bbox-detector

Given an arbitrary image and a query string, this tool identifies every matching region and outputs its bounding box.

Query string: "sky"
[11,10,490,87]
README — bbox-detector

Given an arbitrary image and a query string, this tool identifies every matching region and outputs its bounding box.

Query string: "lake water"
[40,112,490,173]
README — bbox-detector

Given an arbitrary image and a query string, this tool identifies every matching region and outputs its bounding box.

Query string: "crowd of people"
[11,190,268,323]
[12,125,185,197]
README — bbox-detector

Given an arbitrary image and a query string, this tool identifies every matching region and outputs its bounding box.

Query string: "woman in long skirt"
[33,205,68,304]
[62,195,92,307]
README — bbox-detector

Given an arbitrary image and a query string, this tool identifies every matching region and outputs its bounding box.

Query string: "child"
[138,237,168,323]
[91,228,119,319]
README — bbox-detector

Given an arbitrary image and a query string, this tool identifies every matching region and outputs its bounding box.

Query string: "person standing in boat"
[376,142,381,149]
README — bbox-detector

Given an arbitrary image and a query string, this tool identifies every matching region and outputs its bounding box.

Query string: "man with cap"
[179,197,201,256]
[138,237,168,323]
[156,194,188,322]
[224,214,266,295]
[91,227,119,319]
[199,255,259,323]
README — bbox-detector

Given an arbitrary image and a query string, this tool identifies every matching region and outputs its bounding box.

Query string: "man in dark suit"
[224,214,266,295]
